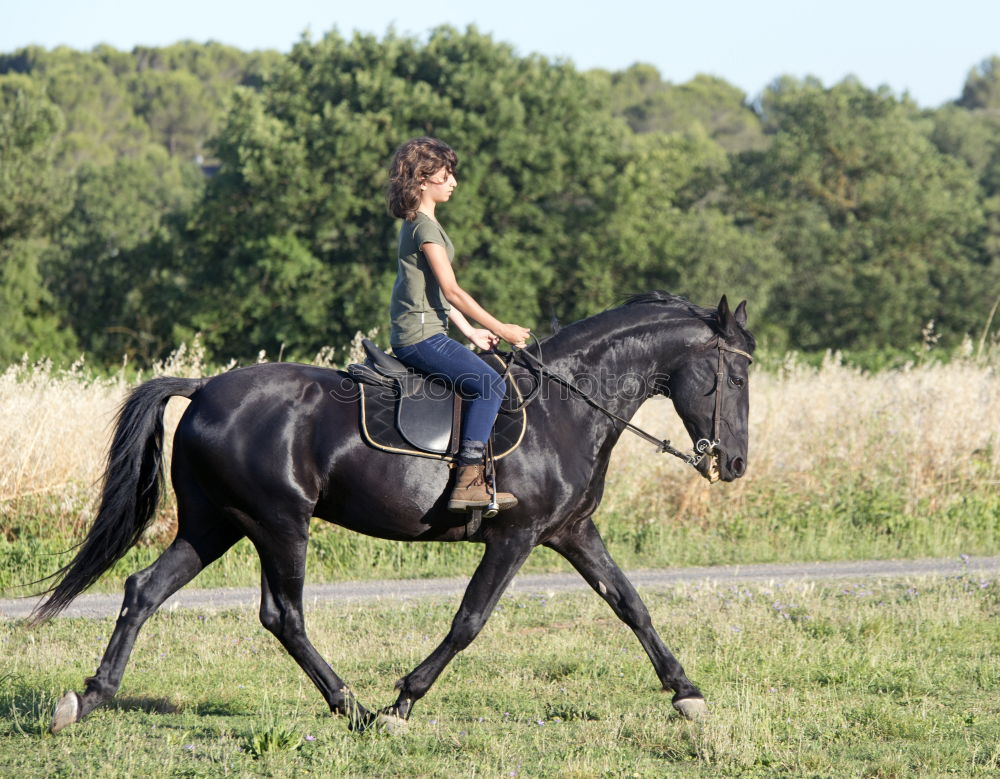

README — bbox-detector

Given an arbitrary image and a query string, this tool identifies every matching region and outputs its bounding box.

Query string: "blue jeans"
[392,334,505,445]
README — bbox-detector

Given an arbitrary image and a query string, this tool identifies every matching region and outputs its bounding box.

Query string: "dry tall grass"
[0,359,125,516]
[1,341,997,538]
[598,349,998,524]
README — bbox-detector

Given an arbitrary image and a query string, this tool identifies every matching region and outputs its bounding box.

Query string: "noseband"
[505,338,753,473]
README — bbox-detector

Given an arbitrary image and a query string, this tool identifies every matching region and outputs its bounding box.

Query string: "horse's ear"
[716,295,737,337]
[734,300,748,327]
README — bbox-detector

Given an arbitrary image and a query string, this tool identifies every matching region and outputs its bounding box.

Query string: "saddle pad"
[358,383,527,462]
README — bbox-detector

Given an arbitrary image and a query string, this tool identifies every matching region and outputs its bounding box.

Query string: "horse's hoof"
[375,712,409,734]
[50,691,80,734]
[673,697,709,721]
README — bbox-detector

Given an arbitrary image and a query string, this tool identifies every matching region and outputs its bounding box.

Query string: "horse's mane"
[622,291,693,308]
[622,291,756,350]
[621,291,707,316]
[535,291,754,351]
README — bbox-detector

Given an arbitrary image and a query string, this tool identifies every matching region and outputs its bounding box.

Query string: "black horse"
[35,292,754,733]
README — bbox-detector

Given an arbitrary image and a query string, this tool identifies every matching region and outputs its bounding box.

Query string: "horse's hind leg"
[545,517,707,719]
[253,526,373,728]
[51,508,243,732]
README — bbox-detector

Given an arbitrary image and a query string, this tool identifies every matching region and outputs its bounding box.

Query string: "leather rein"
[497,336,753,471]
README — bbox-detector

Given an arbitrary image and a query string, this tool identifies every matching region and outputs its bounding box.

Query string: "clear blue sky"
[4,0,998,108]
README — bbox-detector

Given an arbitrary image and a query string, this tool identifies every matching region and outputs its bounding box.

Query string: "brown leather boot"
[447,464,518,513]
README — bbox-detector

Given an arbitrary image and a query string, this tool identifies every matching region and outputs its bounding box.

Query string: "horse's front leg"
[383,530,534,723]
[545,517,707,719]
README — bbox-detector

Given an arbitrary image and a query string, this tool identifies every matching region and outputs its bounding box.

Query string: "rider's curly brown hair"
[387,137,458,221]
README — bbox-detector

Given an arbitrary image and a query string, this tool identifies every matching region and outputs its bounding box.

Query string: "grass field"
[1,571,997,777]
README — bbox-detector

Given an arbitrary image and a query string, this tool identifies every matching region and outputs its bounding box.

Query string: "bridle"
[499,336,753,473]
[701,343,754,474]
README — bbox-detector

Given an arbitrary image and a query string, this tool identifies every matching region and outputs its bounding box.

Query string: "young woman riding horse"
[387,137,531,512]
[32,137,754,733]
[37,291,752,733]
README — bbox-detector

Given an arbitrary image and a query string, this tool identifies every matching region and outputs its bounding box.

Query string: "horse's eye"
[729,376,745,389]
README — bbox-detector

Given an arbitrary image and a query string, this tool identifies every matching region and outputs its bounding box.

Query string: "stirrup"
[483,439,505,519]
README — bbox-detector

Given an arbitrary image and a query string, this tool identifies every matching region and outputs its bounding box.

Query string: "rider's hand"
[497,324,531,349]
[468,329,500,351]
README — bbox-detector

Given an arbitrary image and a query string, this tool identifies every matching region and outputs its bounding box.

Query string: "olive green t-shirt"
[390,212,455,348]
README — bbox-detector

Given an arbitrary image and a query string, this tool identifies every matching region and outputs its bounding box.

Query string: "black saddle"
[347,339,525,460]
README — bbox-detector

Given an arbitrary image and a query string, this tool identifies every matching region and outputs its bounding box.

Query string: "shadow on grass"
[107,696,252,718]
[0,686,190,736]
[192,700,254,717]
[108,696,182,715]
[0,674,252,739]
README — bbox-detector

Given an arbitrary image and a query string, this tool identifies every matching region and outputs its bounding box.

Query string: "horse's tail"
[30,377,207,624]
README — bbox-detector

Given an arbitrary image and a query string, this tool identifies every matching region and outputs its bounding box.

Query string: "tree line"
[2,28,999,368]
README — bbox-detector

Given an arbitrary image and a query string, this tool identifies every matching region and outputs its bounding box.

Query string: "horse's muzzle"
[698,450,745,483]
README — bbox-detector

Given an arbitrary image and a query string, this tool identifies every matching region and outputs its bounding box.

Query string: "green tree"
[130,69,216,158]
[182,27,634,361]
[930,101,1000,282]
[45,147,204,363]
[129,40,282,97]
[121,42,283,161]
[0,76,76,363]
[0,43,256,365]
[958,56,1000,110]
[10,46,150,168]
[930,104,1000,181]
[598,64,766,153]
[733,77,994,351]
[561,128,785,332]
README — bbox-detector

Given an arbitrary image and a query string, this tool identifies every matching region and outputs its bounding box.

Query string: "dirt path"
[2,555,997,620]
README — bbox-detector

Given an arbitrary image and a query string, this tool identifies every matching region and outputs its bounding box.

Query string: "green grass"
[1,572,997,777]
[2,484,998,599]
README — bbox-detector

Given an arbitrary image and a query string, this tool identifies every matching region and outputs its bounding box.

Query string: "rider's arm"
[449,308,499,351]
[422,242,530,347]
[447,307,476,338]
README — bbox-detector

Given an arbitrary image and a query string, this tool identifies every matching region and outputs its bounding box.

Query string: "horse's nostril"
[731,457,745,477]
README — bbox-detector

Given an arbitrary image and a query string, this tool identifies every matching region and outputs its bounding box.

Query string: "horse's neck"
[525,311,700,478]
[538,310,699,421]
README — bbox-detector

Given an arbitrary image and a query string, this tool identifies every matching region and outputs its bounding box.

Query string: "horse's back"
[183,362,352,410]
